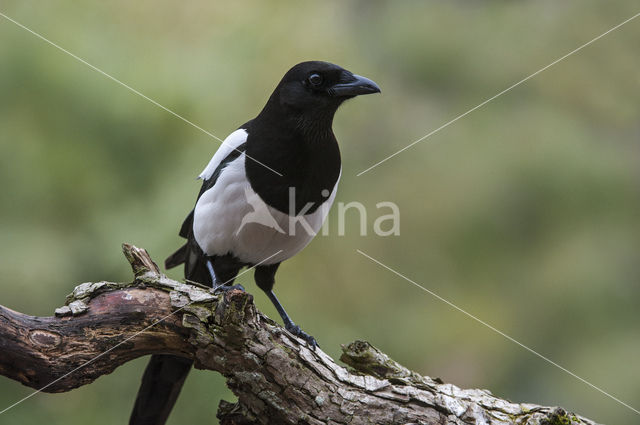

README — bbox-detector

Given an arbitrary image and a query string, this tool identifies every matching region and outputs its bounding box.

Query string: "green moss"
[340,340,411,380]
[542,408,574,425]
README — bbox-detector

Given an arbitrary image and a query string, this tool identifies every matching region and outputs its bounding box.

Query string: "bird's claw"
[213,283,245,293]
[285,324,318,349]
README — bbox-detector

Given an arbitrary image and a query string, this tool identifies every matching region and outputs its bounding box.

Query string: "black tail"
[130,233,211,425]
[128,355,193,425]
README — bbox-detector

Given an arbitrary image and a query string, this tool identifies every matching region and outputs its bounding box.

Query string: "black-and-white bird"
[129,61,380,425]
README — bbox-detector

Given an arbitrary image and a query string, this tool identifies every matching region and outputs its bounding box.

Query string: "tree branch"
[0,244,599,425]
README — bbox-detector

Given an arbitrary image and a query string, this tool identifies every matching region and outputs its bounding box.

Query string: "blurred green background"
[1,1,639,424]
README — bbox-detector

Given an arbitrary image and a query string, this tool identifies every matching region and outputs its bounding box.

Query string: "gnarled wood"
[0,244,600,425]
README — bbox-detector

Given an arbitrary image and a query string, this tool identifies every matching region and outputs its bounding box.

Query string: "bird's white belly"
[193,155,338,265]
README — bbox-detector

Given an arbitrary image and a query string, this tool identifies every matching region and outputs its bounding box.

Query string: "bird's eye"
[308,73,323,86]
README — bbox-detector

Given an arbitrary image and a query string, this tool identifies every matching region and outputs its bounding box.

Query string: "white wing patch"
[198,129,248,180]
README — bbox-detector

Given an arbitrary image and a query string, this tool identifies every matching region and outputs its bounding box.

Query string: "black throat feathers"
[244,101,342,216]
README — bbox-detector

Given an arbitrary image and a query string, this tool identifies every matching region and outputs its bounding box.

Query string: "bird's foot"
[285,323,318,349]
[212,283,245,293]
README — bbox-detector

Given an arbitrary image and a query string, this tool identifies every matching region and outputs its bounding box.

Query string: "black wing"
[164,141,247,270]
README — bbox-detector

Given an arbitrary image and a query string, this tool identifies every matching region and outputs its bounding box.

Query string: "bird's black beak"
[329,74,381,97]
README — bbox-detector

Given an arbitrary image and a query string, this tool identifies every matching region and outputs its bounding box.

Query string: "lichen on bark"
[0,244,601,425]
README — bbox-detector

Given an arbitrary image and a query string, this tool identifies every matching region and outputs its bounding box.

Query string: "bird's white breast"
[193,154,339,265]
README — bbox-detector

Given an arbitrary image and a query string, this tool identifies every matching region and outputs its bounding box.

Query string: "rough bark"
[0,244,599,425]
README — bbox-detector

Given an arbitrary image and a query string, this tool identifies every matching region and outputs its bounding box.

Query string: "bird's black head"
[259,61,380,130]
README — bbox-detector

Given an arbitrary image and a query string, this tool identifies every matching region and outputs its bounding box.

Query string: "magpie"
[129,61,380,425]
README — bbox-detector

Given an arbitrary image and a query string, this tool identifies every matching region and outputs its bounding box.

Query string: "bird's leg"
[206,259,218,286]
[266,290,317,349]
[207,259,244,292]
[254,264,316,348]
